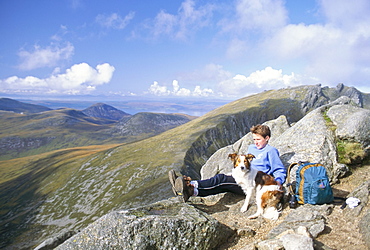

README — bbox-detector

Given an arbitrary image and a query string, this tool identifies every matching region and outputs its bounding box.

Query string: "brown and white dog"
[229,153,283,220]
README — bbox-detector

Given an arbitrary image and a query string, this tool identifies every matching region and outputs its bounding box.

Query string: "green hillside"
[0,97,51,114]
[0,109,118,160]
[0,108,193,160]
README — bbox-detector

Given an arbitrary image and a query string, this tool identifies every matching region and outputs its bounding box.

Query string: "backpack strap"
[286,162,298,195]
[286,162,299,208]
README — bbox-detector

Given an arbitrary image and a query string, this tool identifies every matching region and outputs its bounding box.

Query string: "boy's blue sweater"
[247,144,286,184]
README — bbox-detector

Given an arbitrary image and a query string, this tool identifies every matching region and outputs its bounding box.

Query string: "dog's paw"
[247,213,259,219]
[240,205,248,213]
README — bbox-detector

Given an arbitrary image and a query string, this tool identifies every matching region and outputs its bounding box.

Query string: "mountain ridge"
[0,102,193,160]
[0,97,52,114]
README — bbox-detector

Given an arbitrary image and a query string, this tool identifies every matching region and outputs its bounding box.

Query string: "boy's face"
[252,133,269,149]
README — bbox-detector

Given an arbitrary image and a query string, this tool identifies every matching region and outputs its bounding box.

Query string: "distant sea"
[15,96,231,117]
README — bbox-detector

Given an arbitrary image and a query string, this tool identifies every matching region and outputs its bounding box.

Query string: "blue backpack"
[288,162,334,205]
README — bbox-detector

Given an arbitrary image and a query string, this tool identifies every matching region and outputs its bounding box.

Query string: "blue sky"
[1,0,370,101]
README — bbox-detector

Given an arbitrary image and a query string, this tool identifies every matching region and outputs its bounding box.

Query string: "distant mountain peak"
[82,103,131,121]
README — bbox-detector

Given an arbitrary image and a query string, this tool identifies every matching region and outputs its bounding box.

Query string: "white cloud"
[320,0,370,28]
[152,10,177,37]
[258,0,370,88]
[96,12,135,29]
[211,0,370,92]
[0,63,115,94]
[148,80,214,97]
[264,23,345,66]
[148,81,171,96]
[173,80,191,96]
[147,67,316,99]
[218,67,312,97]
[149,0,214,40]
[193,85,214,97]
[220,0,287,34]
[216,0,288,61]
[17,42,74,70]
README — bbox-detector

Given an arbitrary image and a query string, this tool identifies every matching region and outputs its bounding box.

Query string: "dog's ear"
[228,153,237,161]
[246,153,255,162]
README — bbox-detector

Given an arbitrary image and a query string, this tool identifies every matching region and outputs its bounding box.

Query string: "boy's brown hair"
[250,124,271,138]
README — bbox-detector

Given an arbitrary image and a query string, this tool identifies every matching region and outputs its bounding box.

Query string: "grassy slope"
[0,98,51,114]
[0,109,116,160]
[0,109,196,161]
[0,144,121,248]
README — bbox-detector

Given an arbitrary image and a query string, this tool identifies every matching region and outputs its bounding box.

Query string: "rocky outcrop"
[360,210,370,249]
[334,83,364,107]
[35,230,76,250]
[326,104,370,148]
[347,180,370,249]
[53,177,370,250]
[201,96,370,183]
[200,115,290,179]
[266,205,332,239]
[56,199,234,250]
[272,98,352,183]
[344,180,370,218]
[300,84,329,113]
[183,84,369,177]
[183,96,305,177]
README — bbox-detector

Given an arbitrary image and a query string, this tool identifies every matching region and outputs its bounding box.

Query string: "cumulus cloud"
[218,67,312,97]
[147,66,317,98]
[0,63,115,94]
[96,12,135,29]
[146,67,315,98]
[257,0,370,87]
[214,0,370,92]
[148,81,171,96]
[148,80,214,97]
[17,42,74,70]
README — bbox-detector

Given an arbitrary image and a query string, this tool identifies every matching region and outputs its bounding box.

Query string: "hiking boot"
[168,170,178,196]
[183,175,192,185]
[174,176,194,202]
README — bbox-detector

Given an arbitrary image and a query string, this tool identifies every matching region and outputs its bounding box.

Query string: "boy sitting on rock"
[169,124,286,202]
